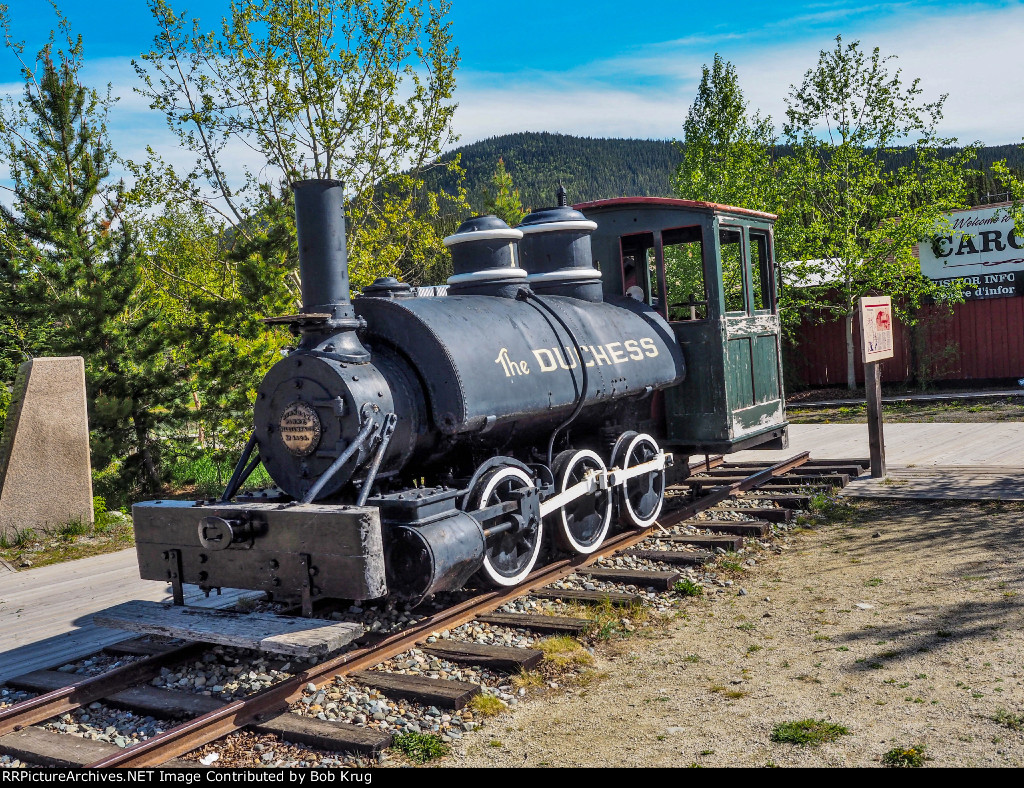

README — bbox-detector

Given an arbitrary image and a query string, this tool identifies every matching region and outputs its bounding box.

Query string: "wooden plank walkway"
[840,466,1024,501]
[0,548,258,683]
[730,423,1024,467]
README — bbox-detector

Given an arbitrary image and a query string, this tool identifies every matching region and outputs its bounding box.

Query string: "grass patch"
[0,496,134,569]
[865,578,883,587]
[674,579,704,597]
[882,744,928,768]
[770,719,850,746]
[538,636,595,669]
[993,709,1024,731]
[391,732,449,764]
[467,693,507,718]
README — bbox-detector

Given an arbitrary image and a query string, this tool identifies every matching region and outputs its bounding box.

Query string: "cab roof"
[574,196,777,222]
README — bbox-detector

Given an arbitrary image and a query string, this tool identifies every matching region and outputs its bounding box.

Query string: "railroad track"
[0,452,863,768]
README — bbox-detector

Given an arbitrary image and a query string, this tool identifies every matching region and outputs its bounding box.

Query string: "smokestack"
[293,179,350,316]
[290,179,368,362]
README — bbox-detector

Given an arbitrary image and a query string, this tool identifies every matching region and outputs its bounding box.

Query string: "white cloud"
[453,3,1024,147]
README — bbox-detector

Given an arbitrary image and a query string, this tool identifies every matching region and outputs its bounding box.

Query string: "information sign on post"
[858,296,893,478]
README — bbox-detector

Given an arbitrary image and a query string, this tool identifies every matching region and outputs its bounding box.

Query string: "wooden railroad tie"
[348,670,480,710]
[8,670,226,718]
[249,712,392,755]
[530,588,644,606]
[691,519,772,536]
[664,534,743,551]
[419,641,542,673]
[731,494,812,509]
[474,613,592,635]
[103,639,181,658]
[685,474,848,489]
[0,728,195,769]
[577,567,682,590]
[714,464,865,479]
[621,549,713,566]
[707,509,791,524]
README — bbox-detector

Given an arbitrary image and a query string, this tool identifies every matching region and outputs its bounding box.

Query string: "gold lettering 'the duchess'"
[500,338,659,379]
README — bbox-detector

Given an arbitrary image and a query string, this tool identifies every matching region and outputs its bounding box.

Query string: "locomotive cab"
[578,198,789,454]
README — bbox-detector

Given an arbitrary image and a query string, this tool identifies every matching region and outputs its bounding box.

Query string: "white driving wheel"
[473,464,543,587]
[550,449,613,555]
[612,432,666,529]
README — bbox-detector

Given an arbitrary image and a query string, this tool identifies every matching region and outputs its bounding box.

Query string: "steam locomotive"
[133,180,789,613]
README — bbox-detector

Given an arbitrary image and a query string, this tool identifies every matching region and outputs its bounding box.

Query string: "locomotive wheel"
[612,432,666,529]
[473,465,543,587]
[550,449,612,554]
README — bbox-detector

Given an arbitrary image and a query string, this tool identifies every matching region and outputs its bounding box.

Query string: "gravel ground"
[445,499,1024,768]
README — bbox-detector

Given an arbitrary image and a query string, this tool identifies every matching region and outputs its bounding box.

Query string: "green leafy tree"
[482,157,526,226]
[0,8,182,503]
[991,141,1024,230]
[673,54,776,212]
[778,36,974,389]
[134,0,466,289]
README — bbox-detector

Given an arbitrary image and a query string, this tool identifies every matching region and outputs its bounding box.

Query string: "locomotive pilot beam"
[132,181,788,615]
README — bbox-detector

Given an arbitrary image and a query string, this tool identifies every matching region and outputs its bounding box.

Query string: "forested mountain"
[425,132,683,212]
[427,132,1024,215]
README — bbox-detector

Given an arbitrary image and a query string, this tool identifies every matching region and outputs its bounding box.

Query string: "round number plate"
[279,400,322,456]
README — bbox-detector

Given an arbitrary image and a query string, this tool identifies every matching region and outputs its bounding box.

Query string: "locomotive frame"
[132,181,788,616]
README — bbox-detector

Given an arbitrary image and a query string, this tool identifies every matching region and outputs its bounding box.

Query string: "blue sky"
[1,0,1022,175]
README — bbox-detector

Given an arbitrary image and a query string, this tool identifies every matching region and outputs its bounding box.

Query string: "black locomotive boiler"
[133,179,789,613]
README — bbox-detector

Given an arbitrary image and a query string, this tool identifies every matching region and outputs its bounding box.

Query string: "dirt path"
[444,500,1024,767]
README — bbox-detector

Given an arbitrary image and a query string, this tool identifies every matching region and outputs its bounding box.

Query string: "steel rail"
[0,643,205,737]
[63,452,800,767]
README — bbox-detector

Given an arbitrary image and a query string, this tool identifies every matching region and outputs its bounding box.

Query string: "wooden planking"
[93,601,362,658]
[530,588,644,606]
[249,712,392,755]
[0,727,194,768]
[348,670,479,710]
[841,466,1024,501]
[0,547,258,684]
[577,567,681,590]
[420,641,542,673]
[622,549,712,566]
[666,535,743,551]
[474,613,592,634]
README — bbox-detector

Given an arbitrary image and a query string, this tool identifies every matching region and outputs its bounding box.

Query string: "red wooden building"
[788,297,1024,387]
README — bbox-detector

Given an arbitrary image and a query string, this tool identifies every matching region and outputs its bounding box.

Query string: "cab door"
[661,218,787,452]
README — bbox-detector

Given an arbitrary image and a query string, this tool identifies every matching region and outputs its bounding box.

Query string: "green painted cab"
[578,197,788,453]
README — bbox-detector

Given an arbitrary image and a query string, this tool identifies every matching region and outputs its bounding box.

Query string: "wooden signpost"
[859,296,894,478]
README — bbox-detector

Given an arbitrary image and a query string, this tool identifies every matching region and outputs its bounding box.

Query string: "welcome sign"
[919,206,1024,299]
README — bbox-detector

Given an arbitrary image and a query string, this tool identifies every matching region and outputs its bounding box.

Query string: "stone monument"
[0,357,93,539]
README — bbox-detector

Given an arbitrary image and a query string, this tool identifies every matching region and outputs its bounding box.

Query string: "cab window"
[719,228,746,313]
[750,230,774,312]
[663,226,707,321]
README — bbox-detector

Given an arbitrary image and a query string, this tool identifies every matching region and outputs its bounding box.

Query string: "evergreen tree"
[0,10,179,503]
[482,158,526,226]
[673,54,776,212]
